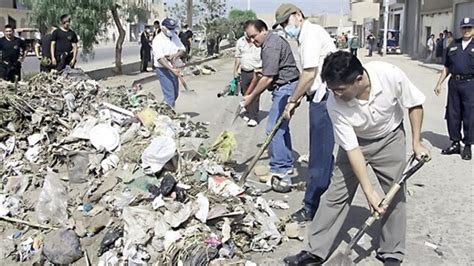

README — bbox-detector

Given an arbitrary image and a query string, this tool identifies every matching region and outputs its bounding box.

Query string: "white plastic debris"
[152,195,165,210]
[89,124,120,152]
[141,136,176,174]
[35,169,69,225]
[208,176,244,197]
[268,199,290,210]
[25,145,41,163]
[100,154,120,173]
[27,133,43,146]
[163,230,182,250]
[194,193,209,223]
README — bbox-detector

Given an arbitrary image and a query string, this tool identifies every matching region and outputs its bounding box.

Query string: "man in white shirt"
[234,20,262,127]
[273,3,336,223]
[152,18,185,107]
[284,51,431,266]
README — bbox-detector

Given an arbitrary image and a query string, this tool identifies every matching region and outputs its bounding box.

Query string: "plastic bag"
[141,137,176,174]
[35,169,69,226]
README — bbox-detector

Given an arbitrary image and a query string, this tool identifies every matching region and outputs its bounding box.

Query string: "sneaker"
[247,119,258,127]
[259,168,297,183]
[291,207,314,223]
[242,116,250,122]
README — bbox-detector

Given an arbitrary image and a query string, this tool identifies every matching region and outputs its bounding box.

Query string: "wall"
[351,2,380,25]
[0,8,29,30]
[453,1,474,38]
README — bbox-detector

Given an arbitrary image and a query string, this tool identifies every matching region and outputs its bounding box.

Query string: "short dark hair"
[154,20,160,25]
[248,19,268,32]
[183,24,188,28]
[243,20,252,30]
[60,14,70,22]
[4,24,13,30]
[321,51,364,85]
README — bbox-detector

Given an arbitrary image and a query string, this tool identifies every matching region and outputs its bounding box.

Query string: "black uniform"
[0,36,26,82]
[179,29,193,61]
[38,33,54,72]
[140,32,151,72]
[444,38,474,147]
[51,28,78,71]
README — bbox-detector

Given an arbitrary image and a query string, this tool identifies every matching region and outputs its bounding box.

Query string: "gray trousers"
[306,125,407,261]
[241,70,260,121]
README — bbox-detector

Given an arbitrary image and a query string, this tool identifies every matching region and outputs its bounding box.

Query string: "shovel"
[238,114,285,186]
[167,57,196,94]
[326,154,429,266]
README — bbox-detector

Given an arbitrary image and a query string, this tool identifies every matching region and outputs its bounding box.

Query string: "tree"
[27,0,150,74]
[228,9,257,42]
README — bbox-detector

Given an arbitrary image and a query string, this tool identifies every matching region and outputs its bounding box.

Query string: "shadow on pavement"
[421,131,450,150]
[329,205,381,264]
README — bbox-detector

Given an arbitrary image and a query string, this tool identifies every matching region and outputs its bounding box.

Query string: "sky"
[165,0,350,16]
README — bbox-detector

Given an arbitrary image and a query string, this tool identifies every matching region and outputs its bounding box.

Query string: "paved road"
[108,53,472,265]
[22,42,141,75]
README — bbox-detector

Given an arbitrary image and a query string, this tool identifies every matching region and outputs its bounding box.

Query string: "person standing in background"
[51,14,78,71]
[35,25,57,72]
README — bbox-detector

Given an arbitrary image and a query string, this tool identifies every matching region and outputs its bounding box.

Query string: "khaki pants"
[306,125,407,261]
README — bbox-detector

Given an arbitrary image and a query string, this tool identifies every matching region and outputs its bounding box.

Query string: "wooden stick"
[0,216,58,230]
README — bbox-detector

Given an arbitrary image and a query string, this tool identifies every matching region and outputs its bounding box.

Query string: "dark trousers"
[304,96,335,215]
[368,44,374,56]
[446,78,474,145]
[240,70,259,121]
[0,62,21,82]
[55,52,74,71]
[140,47,151,71]
[350,48,358,56]
[40,57,54,72]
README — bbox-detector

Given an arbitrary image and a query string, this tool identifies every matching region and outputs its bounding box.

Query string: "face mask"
[285,24,300,38]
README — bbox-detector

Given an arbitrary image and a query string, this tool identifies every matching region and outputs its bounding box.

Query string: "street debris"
[0,70,286,264]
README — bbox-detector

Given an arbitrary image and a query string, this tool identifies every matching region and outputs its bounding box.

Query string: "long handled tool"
[167,57,195,93]
[238,115,285,186]
[326,154,429,266]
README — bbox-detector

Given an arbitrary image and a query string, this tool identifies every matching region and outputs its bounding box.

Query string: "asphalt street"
[104,52,473,265]
[22,42,141,75]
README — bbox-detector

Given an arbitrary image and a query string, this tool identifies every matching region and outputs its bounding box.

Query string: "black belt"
[452,74,474,81]
[271,78,299,90]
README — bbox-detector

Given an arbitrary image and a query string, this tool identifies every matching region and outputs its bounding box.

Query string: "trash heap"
[0,69,290,265]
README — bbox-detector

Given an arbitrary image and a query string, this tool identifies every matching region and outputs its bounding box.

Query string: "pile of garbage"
[0,69,291,265]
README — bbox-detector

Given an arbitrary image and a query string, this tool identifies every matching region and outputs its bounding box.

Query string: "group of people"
[232,3,472,265]
[140,21,193,73]
[0,14,78,82]
[426,29,454,63]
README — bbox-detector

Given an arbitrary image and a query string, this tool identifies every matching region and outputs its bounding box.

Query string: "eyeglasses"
[62,20,71,24]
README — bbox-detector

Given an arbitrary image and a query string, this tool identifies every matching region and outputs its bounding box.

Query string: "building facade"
[0,0,30,30]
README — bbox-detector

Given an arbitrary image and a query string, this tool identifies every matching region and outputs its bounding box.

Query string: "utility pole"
[187,0,193,27]
[247,0,250,11]
[382,0,389,56]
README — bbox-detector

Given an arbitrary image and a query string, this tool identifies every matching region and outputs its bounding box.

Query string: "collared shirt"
[297,20,337,102]
[261,32,299,85]
[445,37,474,76]
[327,61,426,151]
[235,36,261,71]
[152,31,185,68]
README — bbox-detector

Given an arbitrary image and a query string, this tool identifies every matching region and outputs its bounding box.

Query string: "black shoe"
[291,207,314,223]
[384,258,401,266]
[441,141,461,155]
[283,251,324,266]
[462,145,471,160]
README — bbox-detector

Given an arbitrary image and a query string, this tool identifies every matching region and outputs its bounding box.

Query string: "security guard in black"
[434,17,474,160]
[0,25,26,82]
[51,15,78,71]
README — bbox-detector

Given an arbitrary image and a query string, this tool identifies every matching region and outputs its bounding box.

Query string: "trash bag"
[141,137,176,174]
[35,169,69,226]
[98,227,124,257]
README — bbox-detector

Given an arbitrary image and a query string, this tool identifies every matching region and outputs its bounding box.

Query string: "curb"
[417,62,444,72]
[131,54,222,86]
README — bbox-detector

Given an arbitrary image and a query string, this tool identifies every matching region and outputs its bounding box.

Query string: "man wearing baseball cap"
[434,17,473,160]
[274,3,337,223]
[152,17,186,107]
